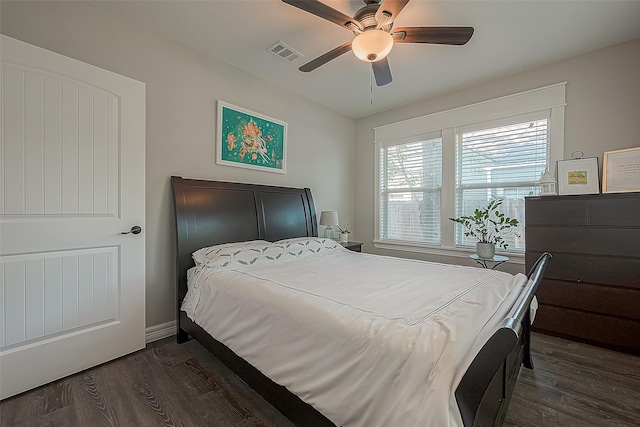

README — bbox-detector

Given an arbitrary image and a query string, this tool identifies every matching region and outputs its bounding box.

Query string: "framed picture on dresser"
[602,147,640,193]
[556,157,600,195]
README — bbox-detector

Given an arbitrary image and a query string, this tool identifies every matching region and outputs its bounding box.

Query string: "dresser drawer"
[536,279,640,320]
[526,252,640,289]
[588,197,640,227]
[533,305,640,355]
[526,198,588,225]
[525,227,640,257]
[526,193,640,227]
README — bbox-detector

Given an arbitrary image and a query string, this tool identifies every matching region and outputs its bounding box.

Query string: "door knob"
[121,226,142,235]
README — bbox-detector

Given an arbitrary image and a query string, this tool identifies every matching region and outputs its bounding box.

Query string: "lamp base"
[323,227,334,240]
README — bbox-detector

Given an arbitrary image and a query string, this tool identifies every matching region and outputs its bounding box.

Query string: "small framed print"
[602,147,640,193]
[557,157,600,195]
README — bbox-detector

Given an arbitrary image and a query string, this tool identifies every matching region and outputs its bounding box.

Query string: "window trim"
[373,83,566,258]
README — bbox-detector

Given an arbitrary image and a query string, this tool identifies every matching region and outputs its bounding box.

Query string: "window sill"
[371,240,525,265]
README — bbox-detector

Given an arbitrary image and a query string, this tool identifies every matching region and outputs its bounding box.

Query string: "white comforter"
[183,244,527,427]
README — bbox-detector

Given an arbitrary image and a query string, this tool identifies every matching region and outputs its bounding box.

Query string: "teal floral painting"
[216,101,287,173]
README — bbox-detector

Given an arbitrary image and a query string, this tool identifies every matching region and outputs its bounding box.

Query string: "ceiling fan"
[282,0,474,86]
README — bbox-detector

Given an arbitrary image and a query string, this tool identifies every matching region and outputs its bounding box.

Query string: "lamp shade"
[352,30,394,62]
[319,210,339,226]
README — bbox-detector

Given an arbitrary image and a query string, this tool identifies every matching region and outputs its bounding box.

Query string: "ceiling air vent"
[267,41,303,63]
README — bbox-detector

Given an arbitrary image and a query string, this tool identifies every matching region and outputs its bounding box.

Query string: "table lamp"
[319,211,339,240]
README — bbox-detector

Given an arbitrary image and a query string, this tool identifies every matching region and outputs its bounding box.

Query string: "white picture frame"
[602,147,640,193]
[556,157,600,195]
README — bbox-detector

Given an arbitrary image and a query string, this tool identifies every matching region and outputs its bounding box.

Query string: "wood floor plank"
[41,380,73,415]
[82,370,123,427]
[174,340,295,426]
[2,332,638,427]
[102,346,191,427]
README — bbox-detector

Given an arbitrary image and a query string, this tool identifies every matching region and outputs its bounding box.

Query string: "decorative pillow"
[274,237,343,255]
[194,237,346,271]
[192,240,271,266]
[197,244,302,271]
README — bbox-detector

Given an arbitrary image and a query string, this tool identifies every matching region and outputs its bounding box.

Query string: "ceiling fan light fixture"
[352,29,394,62]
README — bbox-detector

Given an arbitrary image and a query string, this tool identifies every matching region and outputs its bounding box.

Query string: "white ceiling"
[91,0,640,119]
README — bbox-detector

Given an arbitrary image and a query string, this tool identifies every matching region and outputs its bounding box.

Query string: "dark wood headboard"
[170,176,318,305]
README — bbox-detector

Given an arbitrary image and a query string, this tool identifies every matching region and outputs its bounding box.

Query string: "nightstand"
[340,241,363,252]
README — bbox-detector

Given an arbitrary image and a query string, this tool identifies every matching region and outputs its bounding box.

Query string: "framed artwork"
[556,157,600,195]
[216,101,287,174]
[602,147,640,193]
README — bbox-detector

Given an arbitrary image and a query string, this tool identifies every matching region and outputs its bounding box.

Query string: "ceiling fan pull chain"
[370,67,374,106]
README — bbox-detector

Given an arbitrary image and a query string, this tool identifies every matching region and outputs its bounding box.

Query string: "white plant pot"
[339,233,350,243]
[476,242,496,260]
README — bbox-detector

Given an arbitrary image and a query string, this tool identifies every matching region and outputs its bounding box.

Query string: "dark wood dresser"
[525,193,640,355]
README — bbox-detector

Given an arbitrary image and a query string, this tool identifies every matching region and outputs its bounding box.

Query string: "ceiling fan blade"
[375,0,410,27]
[392,27,474,45]
[282,0,362,31]
[372,57,393,86]
[299,42,353,72]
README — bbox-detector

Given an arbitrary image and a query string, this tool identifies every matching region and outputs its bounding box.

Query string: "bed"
[171,176,550,427]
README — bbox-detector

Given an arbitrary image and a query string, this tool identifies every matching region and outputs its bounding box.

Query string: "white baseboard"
[145,320,176,344]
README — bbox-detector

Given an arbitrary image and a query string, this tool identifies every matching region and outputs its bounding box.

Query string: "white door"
[0,35,145,399]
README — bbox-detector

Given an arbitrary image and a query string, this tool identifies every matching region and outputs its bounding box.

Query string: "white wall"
[354,38,640,274]
[1,1,356,329]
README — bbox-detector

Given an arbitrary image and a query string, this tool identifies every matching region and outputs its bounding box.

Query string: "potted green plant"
[448,198,519,259]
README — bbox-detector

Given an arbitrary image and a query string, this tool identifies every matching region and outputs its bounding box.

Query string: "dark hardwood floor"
[503,333,640,427]
[2,332,639,427]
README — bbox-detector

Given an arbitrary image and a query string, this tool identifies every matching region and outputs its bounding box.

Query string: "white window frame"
[373,83,566,263]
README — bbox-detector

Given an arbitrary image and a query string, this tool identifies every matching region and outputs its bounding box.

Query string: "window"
[454,113,549,251]
[379,134,442,243]
[373,83,566,259]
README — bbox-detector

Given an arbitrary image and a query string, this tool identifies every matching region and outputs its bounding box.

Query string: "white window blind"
[380,135,442,243]
[454,112,550,251]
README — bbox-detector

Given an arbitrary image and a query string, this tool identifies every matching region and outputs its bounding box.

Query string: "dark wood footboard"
[456,252,551,427]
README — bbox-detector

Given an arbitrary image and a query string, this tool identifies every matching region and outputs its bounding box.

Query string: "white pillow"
[274,237,342,255]
[194,237,345,270]
[195,242,301,270]
[192,240,271,266]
